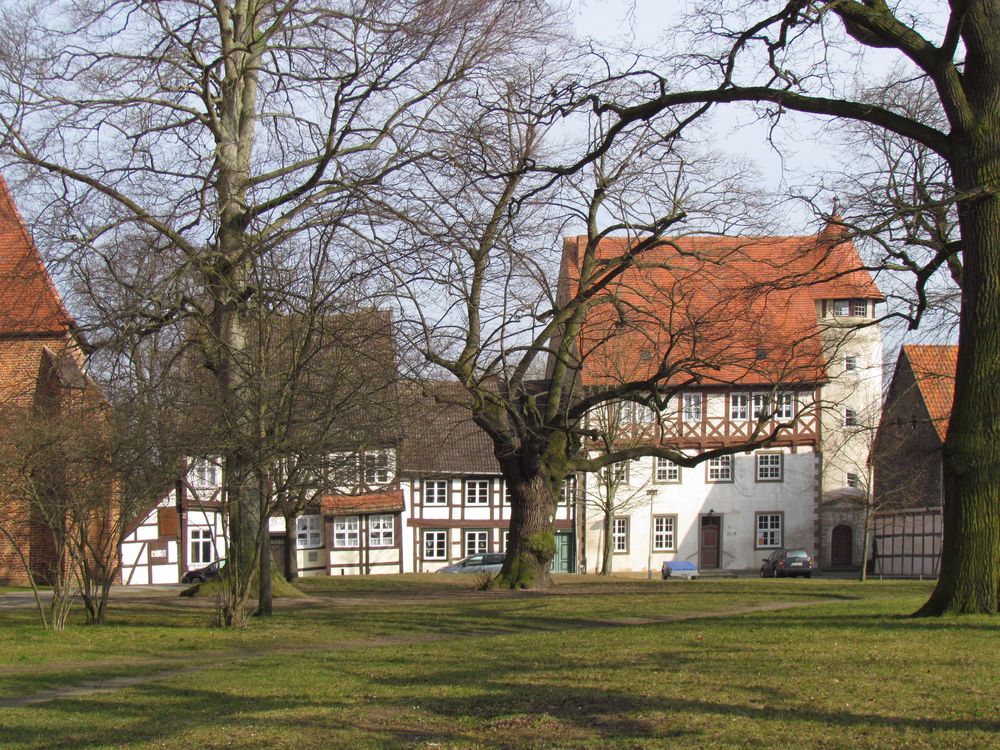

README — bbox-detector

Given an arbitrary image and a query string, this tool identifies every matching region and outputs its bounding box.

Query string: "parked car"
[181,559,225,584]
[436,553,505,574]
[760,548,816,578]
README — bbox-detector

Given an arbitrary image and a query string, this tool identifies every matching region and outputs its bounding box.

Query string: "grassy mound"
[180,568,308,599]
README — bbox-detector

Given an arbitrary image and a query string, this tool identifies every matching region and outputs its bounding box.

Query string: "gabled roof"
[559,226,882,388]
[398,381,500,475]
[0,175,75,336]
[903,344,957,442]
[320,490,404,515]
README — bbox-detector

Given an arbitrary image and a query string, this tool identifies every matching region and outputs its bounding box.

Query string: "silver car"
[437,552,505,574]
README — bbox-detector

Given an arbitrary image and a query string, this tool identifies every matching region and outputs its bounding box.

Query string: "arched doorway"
[831,525,853,567]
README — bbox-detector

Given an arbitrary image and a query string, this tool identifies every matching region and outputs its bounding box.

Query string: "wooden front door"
[700,516,721,569]
[550,532,574,573]
[831,525,853,567]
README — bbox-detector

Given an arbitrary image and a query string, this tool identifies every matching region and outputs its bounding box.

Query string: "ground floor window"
[465,529,489,556]
[613,517,629,553]
[423,530,447,560]
[190,528,214,564]
[334,515,360,548]
[653,515,677,551]
[368,514,394,547]
[755,512,783,548]
[502,529,510,551]
[296,515,323,549]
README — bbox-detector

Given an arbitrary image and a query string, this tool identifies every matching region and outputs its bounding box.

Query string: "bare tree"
[0,0,545,624]
[579,0,1000,615]
[381,61,831,588]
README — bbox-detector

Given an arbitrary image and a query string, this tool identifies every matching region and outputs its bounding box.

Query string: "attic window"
[756,347,768,360]
[639,350,652,362]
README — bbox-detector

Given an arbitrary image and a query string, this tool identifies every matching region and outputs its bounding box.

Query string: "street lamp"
[647,488,657,579]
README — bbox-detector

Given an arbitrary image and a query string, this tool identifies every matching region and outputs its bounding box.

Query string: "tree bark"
[493,452,558,589]
[601,509,614,575]
[283,512,299,582]
[919,137,1000,614]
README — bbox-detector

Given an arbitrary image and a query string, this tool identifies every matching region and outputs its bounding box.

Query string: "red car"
[760,548,816,578]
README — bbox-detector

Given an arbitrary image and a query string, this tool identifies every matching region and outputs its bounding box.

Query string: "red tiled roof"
[320,490,404,515]
[0,174,75,336]
[560,227,883,387]
[904,344,957,442]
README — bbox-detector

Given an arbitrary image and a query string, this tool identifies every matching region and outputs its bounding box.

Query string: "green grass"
[0,577,996,748]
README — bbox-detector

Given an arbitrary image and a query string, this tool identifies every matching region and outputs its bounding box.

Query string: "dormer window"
[829,299,870,318]
[833,300,850,317]
[852,299,868,317]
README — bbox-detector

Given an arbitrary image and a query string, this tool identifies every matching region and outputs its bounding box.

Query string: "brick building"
[0,174,94,584]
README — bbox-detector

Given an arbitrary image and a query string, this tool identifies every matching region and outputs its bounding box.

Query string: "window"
[847,472,861,488]
[330,454,358,486]
[368,514,394,547]
[755,513,783,548]
[423,530,447,560]
[755,452,783,482]
[845,354,858,371]
[682,393,702,422]
[612,517,629,553]
[730,392,749,421]
[465,479,490,505]
[751,393,770,420]
[296,515,323,549]
[464,530,489,556]
[606,461,628,484]
[363,451,391,485]
[503,482,512,505]
[653,516,677,551]
[192,458,219,486]
[333,516,360,548]
[775,392,795,420]
[655,457,680,483]
[502,530,510,551]
[707,455,733,482]
[560,477,576,505]
[845,407,859,426]
[423,479,449,505]
[852,299,868,317]
[190,528,214,564]
[833,299,851,317]
[633,402,657,424]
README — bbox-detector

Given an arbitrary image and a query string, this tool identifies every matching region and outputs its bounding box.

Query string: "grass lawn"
[0,576,996,748]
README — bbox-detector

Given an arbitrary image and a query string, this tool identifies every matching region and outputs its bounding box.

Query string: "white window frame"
[464,529,489,556]
[333,515,360,549]
[845,407,859,426]
[852,299,868,317]
[682,393,703,423]
[707,455,733,482]
[560,477,576,505]
[844,354,858,371]
[730,392,749,421]
[751,393,770,420]
[633,402,657,424]
[755,512,783,549]
[847,472,861,488]
[606,461,628,484]
[502,529,510,551]
[464,479,491,505]
[755,452,783,482]
[423,479,449,505]
[774,392,795,420]
[653,515,677,552]
[503,482,512,505]
[189,527,214,564]
[612,517,629,553]
[296,515,323,549]
[368,514,394,547]
[655,457,680,483]
[833,299,851,317]
[191,458,219,487]
[423,530,447,560]
[363,451,392,485]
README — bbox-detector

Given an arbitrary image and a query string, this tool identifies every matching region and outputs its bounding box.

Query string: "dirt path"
[0,598,830,708]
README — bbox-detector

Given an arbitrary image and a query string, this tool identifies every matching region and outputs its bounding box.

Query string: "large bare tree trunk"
[494,454,557,589]
[919,134,1000,614]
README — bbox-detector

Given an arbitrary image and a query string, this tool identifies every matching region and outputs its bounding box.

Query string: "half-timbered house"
[870,344,954,577]
[557,224,884,574]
